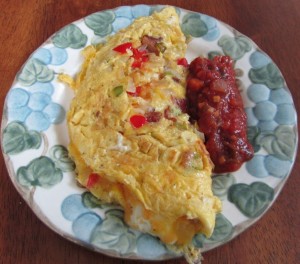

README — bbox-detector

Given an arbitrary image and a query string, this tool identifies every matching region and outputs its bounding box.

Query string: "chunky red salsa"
[186,56,254,173]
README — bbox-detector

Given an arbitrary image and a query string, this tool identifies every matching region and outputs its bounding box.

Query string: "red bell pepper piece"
[177,58,189,67]
[131,48,149,68]
[113,42,133,53]
[130,115,147,128]
[127,86,142,96]
[86,173,99,188]
[113,42,149,68]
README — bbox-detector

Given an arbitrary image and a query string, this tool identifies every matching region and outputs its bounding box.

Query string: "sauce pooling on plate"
[186,56,254,173]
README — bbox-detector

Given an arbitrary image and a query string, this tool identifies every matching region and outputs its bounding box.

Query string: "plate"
[1,4,298,261]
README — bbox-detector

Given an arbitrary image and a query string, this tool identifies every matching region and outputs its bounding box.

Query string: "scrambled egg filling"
[66,6,221,253]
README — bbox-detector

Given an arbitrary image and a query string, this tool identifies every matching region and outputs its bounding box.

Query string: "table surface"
[0,1,299,263]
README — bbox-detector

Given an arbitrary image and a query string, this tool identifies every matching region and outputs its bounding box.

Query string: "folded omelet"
[66,7,221,261]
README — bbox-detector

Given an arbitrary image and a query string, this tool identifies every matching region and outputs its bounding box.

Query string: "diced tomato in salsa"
[186,56,254,173]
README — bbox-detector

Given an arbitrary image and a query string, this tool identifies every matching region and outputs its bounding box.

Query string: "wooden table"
[0,1,299,263]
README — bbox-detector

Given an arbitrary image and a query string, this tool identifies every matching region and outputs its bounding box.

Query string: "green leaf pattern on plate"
[228,182,274,218]
[249,62,284,89]
[247,126,261,152]
[82,192,111,209]
[84,11,115,37]
[212,174,236,200]
[181,13,208,37]
[255,125,296,161]
[52,24,87,49]
[218,35,252,60]
[49,145,75,172]
[3,121,41,154]
[17,156,63,188]
[193,213,233,247]
[91,209,136,254]
[17,58,54,86]
[208,51,223,60]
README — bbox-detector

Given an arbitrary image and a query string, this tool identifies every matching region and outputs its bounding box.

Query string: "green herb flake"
[190,152,203,170]
[113,85,123,97]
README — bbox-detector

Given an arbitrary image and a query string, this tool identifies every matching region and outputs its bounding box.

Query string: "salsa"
[186,56,254,173]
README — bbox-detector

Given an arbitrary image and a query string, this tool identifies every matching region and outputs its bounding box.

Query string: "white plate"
[1,5,297,260]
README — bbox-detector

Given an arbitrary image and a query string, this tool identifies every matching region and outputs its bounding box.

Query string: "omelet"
[66,7,221,261]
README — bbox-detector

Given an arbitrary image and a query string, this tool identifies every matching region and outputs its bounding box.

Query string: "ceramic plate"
[1,5,298,261]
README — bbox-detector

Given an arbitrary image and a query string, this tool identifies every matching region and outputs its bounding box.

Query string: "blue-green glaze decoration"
[244,49,296,179]
[49,145,75,172]
[206,214,233,243]
[269,88,293,105]
[61,192,169,256]
[113,5,151,33]
[246,87,296,131]
[32,47,68,65]
[249,50,284,89]
[181,13,220,41]
[6,87,65,132]
[61,194,103,242]
[249,50,271,69]
[73,212,102,242]
[264,155,292,178]
[247,84,270,103]
[28,82,54,95]
[218,35,252,60]
[208,51,223,60]
[247,129,295,177]
[85,11,116,37]
[85,5,182,38]
[275,104,296,125]
[228,182,274,218]
[193,214,233,247]
[136,234,169,258]
[131,4,151,18]
[17,58,54,86]
[200,14,220,41]
[212,173,236,200]
[249,62,284,89]
[61,194,91,221]
[255,125,296,161]
[91,210,137,254]
[114,6,133,18]
[113,6,135,32]
[181,13,208,37]
[246,155,269,178]
[52,24,88,49]
[247,126,261,152]
[17,156,63,188]
[61,194,136,255]
[82,191,111,209]
[2,121,41,154]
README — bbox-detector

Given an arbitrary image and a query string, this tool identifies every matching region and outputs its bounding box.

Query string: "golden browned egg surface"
[66,7,221,251]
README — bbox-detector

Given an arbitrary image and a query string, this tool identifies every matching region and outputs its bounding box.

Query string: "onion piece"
[164,66,182,81]
[138,44,148,52]
[127,78,136,93]
[211,79,228,93]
